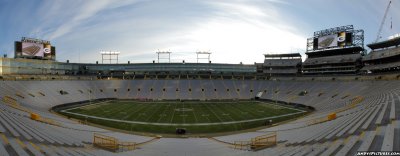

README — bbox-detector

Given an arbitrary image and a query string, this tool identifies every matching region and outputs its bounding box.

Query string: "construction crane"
[375,0,392,43]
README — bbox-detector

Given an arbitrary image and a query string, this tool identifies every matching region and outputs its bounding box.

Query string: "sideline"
[60,102,306,126]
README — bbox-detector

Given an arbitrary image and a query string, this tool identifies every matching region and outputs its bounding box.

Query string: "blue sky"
[0,0,398,64]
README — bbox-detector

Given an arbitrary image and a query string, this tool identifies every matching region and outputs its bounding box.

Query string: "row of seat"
[0,79,398,155]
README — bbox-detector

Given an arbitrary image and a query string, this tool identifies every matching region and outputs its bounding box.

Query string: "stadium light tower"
[196,51,211,63]
[156,51,172,63]
[100,51,120,64]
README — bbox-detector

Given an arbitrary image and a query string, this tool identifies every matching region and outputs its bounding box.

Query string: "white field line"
[60,111,305,126]
[63,100,112,111]
[60,101,307,126]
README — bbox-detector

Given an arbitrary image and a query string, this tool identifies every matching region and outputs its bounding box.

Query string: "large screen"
[22,42,45,57]
[313,32,351,50]
[15,38,56,60]
[317,34,338,49]
[307,25,362,52]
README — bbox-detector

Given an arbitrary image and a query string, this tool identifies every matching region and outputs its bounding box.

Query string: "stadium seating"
[264,59,301,67]
[0,79,399,155]
[303,53,361,65]
[363,46,400,61]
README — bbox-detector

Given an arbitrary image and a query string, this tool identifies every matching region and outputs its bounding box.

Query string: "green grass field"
[59,100,306,135]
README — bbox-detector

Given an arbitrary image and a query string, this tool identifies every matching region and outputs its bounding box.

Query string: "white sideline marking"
[60,101,307,126]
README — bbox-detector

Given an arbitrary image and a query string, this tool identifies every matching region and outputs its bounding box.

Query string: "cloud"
[0,0,309,63]
[155,1,306,64]
[46,1,109,40]
[44,0,143,40]
[58,0,306,64]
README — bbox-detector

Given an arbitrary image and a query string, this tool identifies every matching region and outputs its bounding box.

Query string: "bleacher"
[362,39,400,73]
[302,51,362,75]
[303,53,361,65]
[363,46,400,61]
[0,79,398,155]
[264,59,301,67]
[263,53,302,76]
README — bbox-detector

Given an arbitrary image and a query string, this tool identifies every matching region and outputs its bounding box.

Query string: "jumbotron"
[0,24,399,155]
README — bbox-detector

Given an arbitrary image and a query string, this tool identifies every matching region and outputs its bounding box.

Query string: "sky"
[0,0,399,64]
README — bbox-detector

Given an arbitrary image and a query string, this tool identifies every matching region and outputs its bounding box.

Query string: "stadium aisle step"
[4,111,45,142]
[284,145,308,156]
[49,145,73,156]
[51,127,83,146]
[277,145,300,156]
[338,107,371,136]
[395,120,400,151]
[84,147,114,156]
[33,124,67,145]
[305,141,329,156]
[0,134,10,156]
[292,144,316,156]
[316,116,350,141]
[45,124,84,146]
[335,135,359,156]
[375,99,390,125]
[79,147,100,156]
[325,112,360,139]
[381,122,394,151]
[303,121,336,143]
[370,125,387,151]
[265,143,286,156]
[0,111,32,140]
[0,113,6,133]
[389,93,396,120]
[24,141,45,156]
[358,130,379,151]
[301,118,339,143]
[8,138,29,156]
[0,111,20,137]
[361,102,383,130]
[393,92,400,120]
[39,144,58,156]
[71,147,96,156]
[61,146,83,156]
[319,138,344,156]
[348,107,375,134]
[17,116,56,143]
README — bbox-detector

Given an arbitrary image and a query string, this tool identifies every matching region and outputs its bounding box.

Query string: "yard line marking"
[60,101,306,126]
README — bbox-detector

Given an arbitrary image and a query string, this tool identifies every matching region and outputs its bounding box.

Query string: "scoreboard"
[14,37,56,60]
[307,25,364,53]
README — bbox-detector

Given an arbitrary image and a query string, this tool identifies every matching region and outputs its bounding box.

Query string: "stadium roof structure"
[367,37,400,50]
[306,46,364,57]
[264,53,301,58]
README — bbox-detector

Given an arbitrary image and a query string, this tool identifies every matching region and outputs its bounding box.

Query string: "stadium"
[1,2,400,156]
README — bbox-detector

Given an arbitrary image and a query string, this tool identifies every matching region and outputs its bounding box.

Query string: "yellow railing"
[233,141,251,150]
[308,96,364,126]
[93,133,136,152]
[335,96,364,114]
[250,132,277,150]
[234,132,277,151]
[118,141,136,151]
[2,96,60,126]
[2,96,31,113]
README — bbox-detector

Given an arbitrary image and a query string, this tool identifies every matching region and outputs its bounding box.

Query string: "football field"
[59,100,307,135]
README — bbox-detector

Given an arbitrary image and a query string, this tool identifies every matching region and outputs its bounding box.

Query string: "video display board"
[317,34,338,49]
[306,25,363,53]
[313,32,352,50]
[22,42,45,57]
[15,37,56,60]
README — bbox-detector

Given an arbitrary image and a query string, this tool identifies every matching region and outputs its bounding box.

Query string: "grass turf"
[59,100,306,135]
